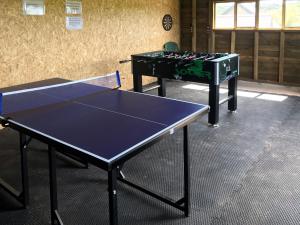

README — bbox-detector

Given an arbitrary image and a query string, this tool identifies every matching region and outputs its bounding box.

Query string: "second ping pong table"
[0,72,209,225]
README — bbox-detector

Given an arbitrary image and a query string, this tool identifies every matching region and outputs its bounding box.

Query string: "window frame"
[213,0,300,31]
[236,1,256,28]
[214,1,235,29]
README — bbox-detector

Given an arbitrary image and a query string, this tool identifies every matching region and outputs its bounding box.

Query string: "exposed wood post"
[211,32,215,53]
[282,0,286,29]
[192,0,197,52]
[279,32,285,83]
[231,1,237,54]
[231,31,236,53]
[234,0,237,28]
[279,0,286,83]
[252,0,260,81]
[254,31,259,80]
[208,0,215,53]
[255,0,259,28]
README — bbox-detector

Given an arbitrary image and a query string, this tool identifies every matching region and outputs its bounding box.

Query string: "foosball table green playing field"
[121,51,240,126]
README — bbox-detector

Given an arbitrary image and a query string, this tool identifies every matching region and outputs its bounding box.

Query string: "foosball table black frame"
[128,51,240,126]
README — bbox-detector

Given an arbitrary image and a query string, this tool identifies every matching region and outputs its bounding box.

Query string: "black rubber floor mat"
[0,81,299,225]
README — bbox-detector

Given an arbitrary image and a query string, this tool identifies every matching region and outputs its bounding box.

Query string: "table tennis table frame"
[0,132,29,208]
[0,107,208,225]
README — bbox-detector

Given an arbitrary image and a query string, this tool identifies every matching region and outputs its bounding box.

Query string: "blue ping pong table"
[0,72,208,225]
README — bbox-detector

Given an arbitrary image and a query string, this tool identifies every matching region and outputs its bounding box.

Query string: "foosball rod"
[219,95,234,105]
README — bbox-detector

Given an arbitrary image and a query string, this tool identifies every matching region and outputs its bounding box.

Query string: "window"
[215,2,235,29]
[237,2,256,27]
[259,0,283,28]
[285,0,300,27]
[214,0,300,30]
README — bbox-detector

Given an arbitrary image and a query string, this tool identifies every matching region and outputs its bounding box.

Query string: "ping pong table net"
[0,71,122,116]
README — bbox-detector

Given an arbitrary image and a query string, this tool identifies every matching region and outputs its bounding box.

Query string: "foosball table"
[122,51,240,126]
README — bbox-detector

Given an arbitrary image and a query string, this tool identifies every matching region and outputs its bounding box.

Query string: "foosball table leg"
[133,73,143,93]
[158,78,166,97]
[228,77,238,112]
[208,84,220,126]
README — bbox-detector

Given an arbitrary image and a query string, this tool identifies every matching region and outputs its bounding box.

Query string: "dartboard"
[162,14,173,31]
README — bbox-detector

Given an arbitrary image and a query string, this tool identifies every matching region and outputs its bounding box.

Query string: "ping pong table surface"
[0,73,209,225]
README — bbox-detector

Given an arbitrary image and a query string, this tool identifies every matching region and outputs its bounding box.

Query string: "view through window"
[259,0,282,28]
[237,2,256,27]
[214,0,300,29]
[285,0,300,27]
[215,2,234,29]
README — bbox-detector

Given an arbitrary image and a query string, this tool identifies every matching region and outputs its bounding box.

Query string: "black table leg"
[48,145,63,225]
[108,168,118,225]
[133,73,143,93]
[228,77,238,112]
[158,78,166,97]
[208,84,220,126]
[183,126,190,217]
[0,133,29,208]
[20,133,29,208]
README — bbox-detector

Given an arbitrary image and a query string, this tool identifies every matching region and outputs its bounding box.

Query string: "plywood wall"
[0,0,180,89]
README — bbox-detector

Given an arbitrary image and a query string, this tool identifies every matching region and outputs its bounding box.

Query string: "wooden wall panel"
[0,0,180,89]
[215,31,231,53]
[258,32,280,82]
[236,31,254,80]
[196,0,209,52]
[284,33,300,84]
[180,0,192,51]
[180,1,300,85]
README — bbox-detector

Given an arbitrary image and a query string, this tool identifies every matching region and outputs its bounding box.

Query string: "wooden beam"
[208,0,214,52]
[252,0,260,81]
[231,31,236,53]
[234,0,237,28]
[211,32,215,53]
[279,0,286,83]
[279,32,285,83]
[255,0,259,28]
[192,0,197,52]
[254,31,259,80]
[282,0,286,29]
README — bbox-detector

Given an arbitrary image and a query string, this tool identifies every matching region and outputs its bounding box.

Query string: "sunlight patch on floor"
[182,84,288,102]
[257,94,288,102]
[182,84,208,91]
[237,91,260,98]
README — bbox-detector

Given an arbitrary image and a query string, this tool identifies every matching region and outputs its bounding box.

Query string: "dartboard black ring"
[162,14,173,31]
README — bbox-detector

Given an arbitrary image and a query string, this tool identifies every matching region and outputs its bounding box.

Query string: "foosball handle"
[119,60,132,64]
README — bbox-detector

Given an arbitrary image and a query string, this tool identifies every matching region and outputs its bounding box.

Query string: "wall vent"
[66,16,83,30]
[66,1,82,15]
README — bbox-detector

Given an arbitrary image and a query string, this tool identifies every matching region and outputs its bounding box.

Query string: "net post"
[116,71,121,88]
